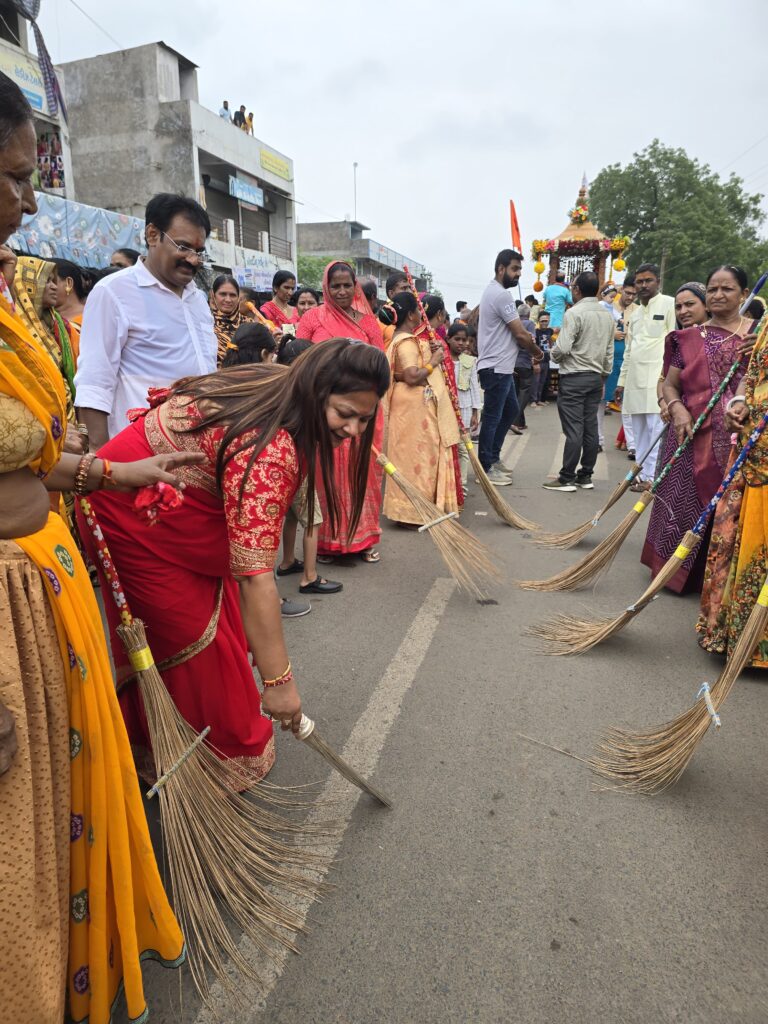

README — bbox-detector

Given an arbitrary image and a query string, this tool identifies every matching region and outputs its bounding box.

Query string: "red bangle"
[262,663,293,688]
[74,452,97,495]
[101,458,116,489]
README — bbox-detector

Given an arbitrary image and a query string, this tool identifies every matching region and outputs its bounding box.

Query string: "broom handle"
[403,265,471,443]
[77,497,136,625]
[690,407,768,538]
[623,424,669,482]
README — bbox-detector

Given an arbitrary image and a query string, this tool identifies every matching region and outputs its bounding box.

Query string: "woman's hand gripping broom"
[403,265,539,531]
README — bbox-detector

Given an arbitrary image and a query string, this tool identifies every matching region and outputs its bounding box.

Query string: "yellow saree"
[698,328,768,666]
[0,296,184,1023]
[383,332,460,525]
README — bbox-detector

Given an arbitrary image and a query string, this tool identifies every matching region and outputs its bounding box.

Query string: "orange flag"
[509,200,521,252]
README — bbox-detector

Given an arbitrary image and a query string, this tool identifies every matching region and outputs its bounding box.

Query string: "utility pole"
[353,162,358,221]
[659,247,670,292]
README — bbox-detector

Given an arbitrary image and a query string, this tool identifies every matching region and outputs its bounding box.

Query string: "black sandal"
[299,576,343,594]
[276,559,304,577]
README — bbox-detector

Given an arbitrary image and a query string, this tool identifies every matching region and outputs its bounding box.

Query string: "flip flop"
[276,559,304,577]
[299,576,343,594]
[360,548,380,563]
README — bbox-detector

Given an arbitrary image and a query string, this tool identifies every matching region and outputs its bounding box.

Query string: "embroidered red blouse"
[144,395,301,576]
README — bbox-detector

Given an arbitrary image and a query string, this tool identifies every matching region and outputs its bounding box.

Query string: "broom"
[529,405,768,654]
[374,447,500,599]
[530,278,768,552]
[297,714,391,806]
[517,338,760,593]
[77,496,381,1005]
[592,569,768,794]
[531,425,669,549]
[403,265,539,531]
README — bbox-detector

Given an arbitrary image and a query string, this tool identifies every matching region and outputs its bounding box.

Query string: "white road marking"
[546,434,608,480]
[499,431,530,471]
[193,577,456,1023]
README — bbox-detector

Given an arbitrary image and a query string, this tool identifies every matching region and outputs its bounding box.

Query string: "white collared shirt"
[74,260,217,437]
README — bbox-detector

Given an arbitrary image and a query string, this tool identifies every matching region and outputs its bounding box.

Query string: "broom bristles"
[531,473,637,549]
[377,452,501,599]
[527,530,702,654]
[465,441,540,531]
[518,491,654,592]
[116,619,335,1007]
[591,593,768,793]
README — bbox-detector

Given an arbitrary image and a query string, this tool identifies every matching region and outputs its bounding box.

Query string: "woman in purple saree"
[641,272,755,593]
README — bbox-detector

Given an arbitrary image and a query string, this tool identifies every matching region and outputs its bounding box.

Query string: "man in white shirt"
[218,100,231,120]
[615,263,676,485]
[477,249,543,484]
[74,193,217,447]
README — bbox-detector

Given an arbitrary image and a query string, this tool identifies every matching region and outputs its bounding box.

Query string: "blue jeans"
[478,369,519,471]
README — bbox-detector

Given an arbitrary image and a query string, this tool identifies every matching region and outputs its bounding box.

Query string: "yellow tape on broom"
[674,544,692,559]
[632,501,646,514]
[382,461,397,476]
[128,647,155,671]
[757,583,768,608]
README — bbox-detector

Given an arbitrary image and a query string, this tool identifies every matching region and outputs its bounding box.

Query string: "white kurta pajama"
[617,293,676,480]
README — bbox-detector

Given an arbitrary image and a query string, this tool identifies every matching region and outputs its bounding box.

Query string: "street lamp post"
[353,161,358,222]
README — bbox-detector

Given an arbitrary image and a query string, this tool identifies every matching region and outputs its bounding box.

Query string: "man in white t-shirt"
[477,249,543,483]
[74,193,217,446]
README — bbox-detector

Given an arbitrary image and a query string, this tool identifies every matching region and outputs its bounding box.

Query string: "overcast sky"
[38,0,768,305]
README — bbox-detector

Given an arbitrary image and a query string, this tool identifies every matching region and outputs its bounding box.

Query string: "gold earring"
[65,284,72,295]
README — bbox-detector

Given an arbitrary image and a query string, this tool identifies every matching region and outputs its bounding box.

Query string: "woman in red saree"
[77,341,389,780]
[640,271,755,593]
[260,269,299,330]
[297,261,386,561]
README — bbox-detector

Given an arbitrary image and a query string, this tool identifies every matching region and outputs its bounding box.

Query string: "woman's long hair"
[170,338,390,539]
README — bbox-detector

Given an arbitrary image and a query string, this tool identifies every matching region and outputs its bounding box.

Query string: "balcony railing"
[269,235,292,260]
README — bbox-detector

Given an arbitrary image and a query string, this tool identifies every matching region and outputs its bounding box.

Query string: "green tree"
[589,140,768,290]
[296,253,333,290]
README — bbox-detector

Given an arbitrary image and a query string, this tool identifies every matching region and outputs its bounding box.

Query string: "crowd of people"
[2,65,768,1022]
[219,99,254,135]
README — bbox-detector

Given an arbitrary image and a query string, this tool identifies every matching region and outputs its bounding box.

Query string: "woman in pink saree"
[296,261,385,561]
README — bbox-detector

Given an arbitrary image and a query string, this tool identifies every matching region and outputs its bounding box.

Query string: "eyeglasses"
[161,233,210,263]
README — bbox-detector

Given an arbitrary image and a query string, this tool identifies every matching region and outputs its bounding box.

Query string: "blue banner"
[8,192,144,268]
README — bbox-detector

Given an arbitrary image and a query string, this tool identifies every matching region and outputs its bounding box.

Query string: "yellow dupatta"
[384,332,459,447]
[0,294,184,1022]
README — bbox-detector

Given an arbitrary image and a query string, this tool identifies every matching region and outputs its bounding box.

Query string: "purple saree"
[640,324,751,593]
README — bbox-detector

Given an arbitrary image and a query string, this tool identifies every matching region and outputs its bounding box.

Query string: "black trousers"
[513,366,534,427]
[556,371,604,483]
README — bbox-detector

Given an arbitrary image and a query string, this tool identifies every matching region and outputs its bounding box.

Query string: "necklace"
[699,315,747,345]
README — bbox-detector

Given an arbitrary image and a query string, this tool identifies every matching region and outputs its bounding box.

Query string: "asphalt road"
[125,404,768,1024]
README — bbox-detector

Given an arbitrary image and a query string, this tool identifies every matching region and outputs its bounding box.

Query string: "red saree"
[296,264,385,555]
[261,299,298,329]
[77,395,302,779]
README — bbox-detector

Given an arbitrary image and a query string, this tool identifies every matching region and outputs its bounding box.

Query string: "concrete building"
[0,3,74,199]
[298,221,429,296]
[59,41,296,285]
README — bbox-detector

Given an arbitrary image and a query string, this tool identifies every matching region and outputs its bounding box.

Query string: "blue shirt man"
[542,274,573,328]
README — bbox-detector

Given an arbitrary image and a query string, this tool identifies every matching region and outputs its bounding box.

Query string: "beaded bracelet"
[74,452,97,495]
[262,663,293,688]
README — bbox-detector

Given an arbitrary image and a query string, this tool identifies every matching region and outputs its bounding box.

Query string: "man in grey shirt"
[545,270,614,492]
[477,249,543,483]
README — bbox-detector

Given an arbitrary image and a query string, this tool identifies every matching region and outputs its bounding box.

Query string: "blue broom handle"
[690,407,768,537]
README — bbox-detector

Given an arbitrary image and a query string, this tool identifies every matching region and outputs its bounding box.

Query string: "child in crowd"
[273,336,342,596]
[532,311,554,406]
[220,321,277,366]
[447,322,481,497]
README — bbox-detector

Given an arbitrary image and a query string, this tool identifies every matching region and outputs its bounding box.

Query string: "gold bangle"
[262,662,293,688]
[425,363,434,375]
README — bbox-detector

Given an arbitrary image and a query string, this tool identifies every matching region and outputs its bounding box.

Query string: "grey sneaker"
[280,597,311,618]
[543,479,577,492]
[492,460,514,477]
[487,466,513,486]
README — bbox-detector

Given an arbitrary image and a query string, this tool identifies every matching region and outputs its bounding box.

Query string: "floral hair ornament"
[134,481,185,526]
